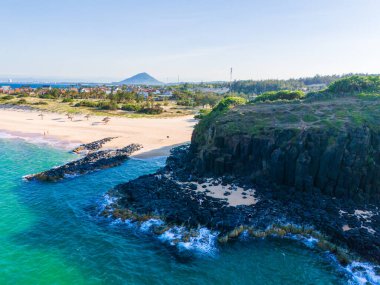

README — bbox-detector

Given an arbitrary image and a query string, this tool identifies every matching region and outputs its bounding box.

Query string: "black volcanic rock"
[72,137,117,153]
[104,90,380,264]
[191,98,380,204]
[26,144,142,182]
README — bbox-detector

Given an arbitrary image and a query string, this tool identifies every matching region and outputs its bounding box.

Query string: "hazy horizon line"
[1,72,377,85]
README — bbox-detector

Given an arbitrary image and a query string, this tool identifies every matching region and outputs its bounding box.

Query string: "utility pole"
[229,67,233,95]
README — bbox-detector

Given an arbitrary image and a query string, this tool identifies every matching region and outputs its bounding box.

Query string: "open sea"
[0,136,374,284]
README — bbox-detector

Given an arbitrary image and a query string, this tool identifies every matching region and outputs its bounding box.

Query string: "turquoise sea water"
[0,138,355,284]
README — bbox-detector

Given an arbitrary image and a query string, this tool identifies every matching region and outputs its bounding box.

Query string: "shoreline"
[0,108,196,157]
[100,144,380,284]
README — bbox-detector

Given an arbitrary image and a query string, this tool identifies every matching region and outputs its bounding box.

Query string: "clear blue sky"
[1,0,379,82]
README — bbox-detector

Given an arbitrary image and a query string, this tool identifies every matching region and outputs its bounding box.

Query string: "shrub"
[254,90,305,102]
[16,99,27,104]
[0,95,14,100]
[39,93,56,99]
[306,76,380,101]
[97,101,119,110]
[327,75,380,94]
[74,100,98,108]
[62,98,74,103]
[32,101,48,105]
[137,106,164,114]
[121,103,141,111]
[192,96,246,145]
[177,98,193,106]
[212,96,246,112]
[194,109,211,119]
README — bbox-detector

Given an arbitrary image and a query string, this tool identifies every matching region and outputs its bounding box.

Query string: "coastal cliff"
[105,77,380,267]
[190,98,380,204]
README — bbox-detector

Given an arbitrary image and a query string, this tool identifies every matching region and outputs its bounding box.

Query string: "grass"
[0,95,197,118]
[194,96,380,145]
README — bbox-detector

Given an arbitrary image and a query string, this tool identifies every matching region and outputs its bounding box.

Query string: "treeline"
[172,88,220,107]
[231,79,304,95]
[228,74,379,95]
[251,75,380,103]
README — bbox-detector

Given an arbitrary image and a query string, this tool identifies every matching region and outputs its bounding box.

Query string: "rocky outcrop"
[191,104,380,204]
[191,126,380,203]
[107,146,380,264]
[26,143,142,182]
[72,137,117,153]
[104,98,380,264]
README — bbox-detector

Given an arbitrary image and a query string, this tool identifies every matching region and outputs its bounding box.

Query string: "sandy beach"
[0,108,196,157]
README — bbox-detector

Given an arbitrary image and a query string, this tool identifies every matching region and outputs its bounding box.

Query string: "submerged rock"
[26,143,142,182]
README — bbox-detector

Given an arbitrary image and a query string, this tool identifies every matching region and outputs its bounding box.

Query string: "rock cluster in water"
[72,137,118,153]
[105,145,380,264]
[26,143,142,182]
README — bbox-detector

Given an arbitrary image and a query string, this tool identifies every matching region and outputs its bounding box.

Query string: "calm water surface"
[0,138,351,284]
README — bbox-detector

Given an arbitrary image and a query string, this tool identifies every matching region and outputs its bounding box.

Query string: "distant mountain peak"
[118,73,163,85]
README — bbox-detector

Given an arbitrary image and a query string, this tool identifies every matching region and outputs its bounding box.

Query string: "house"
[0,86,11,93]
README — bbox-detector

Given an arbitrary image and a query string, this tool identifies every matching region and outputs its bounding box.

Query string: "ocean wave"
[278,231,380,285]
[99,195,380,283]
[98,195,218,256]
[0,130,78,150]
[158,226,218,255]
[346,262,380,285]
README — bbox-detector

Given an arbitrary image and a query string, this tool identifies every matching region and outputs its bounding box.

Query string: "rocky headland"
[103,77,380,269]
[26,143,142,182]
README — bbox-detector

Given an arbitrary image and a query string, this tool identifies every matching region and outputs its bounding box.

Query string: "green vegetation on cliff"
[306,75,380,101]
[191,76,380,203]
[327,75,380,94]
[193,75,380,151]
[192,97,246,144]
[254,90,305,102]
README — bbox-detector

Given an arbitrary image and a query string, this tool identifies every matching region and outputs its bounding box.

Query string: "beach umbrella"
[84,114,90,120]
[102,117,111,124]
[38,113,44,120]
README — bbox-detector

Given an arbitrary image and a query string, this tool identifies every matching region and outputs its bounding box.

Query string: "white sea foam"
[99,192,219,255]
[64,173,80,179]
[100,192,380,281]
[140,219,164,232]
[289,233,380,285]
[0,130,78,150]
[177,227,218,254]
[347,262,380,285]
[159,226,218,255]
[98,194,118,213]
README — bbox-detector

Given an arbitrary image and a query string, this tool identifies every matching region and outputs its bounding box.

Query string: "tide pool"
[0,138,353,284]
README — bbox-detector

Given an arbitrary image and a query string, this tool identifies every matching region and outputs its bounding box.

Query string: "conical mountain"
[117,73,163,85]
